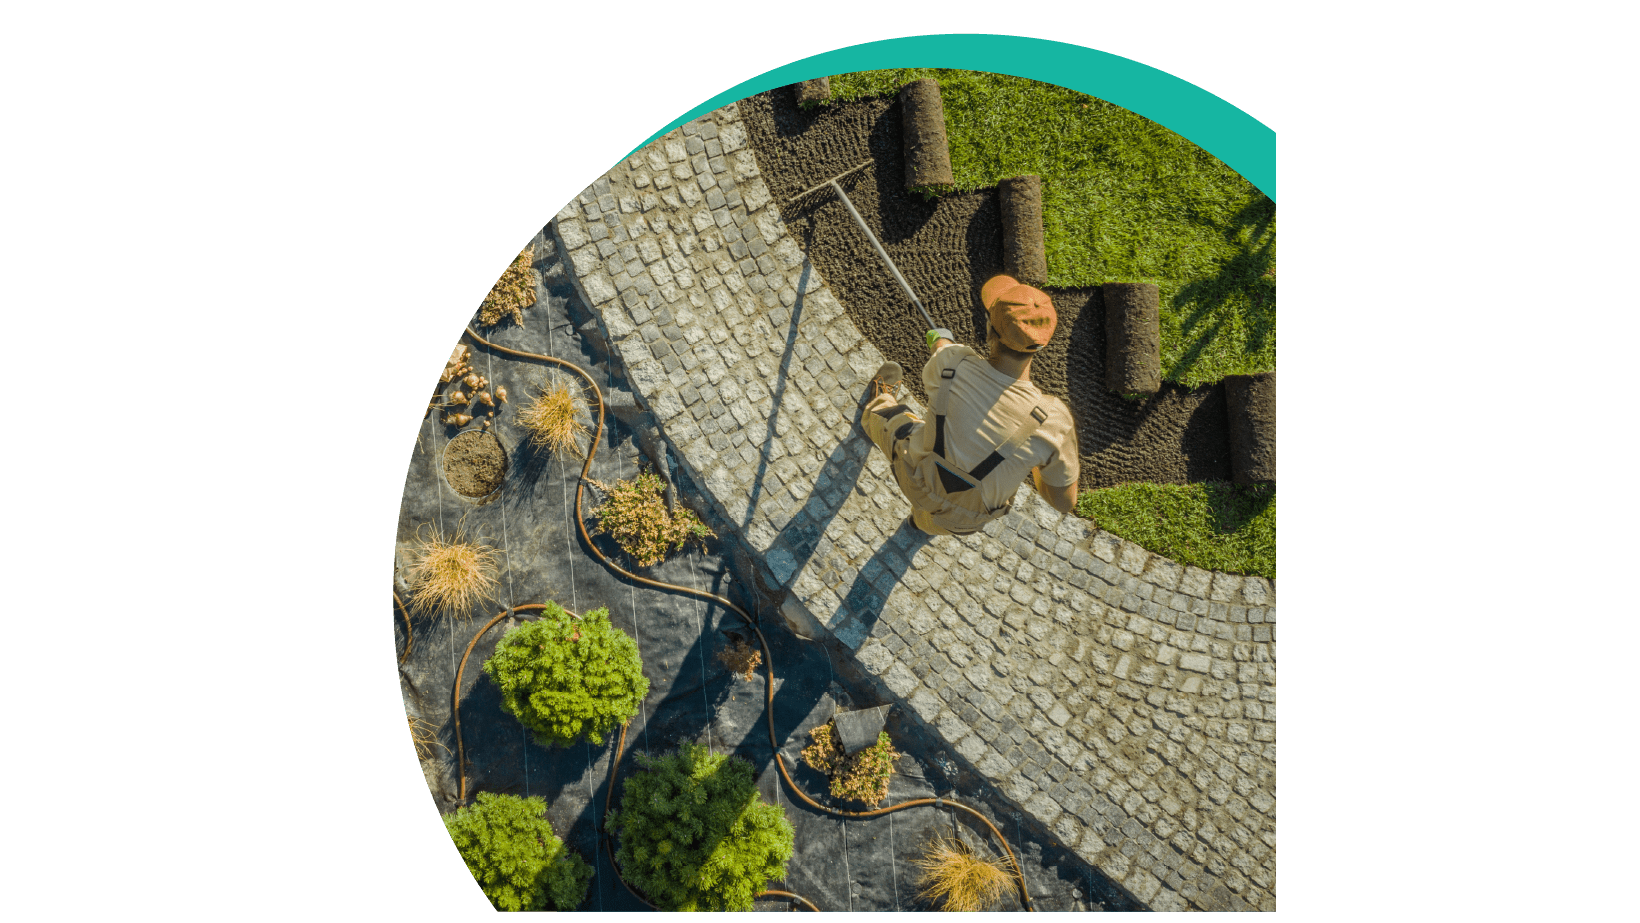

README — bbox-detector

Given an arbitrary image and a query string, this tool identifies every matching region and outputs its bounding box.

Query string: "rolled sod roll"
[795,77,831,106]
[1103,283,1162,395]
[899,78,953,190]
[1224,371,1276,485]
[999,174,1046,286]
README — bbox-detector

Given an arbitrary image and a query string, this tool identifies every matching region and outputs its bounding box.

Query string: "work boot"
[871,361,904,400]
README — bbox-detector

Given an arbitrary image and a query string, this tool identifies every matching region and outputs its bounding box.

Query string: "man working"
[862,274,1080,536]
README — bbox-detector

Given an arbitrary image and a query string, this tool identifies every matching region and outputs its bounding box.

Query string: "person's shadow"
[828,517,935,636]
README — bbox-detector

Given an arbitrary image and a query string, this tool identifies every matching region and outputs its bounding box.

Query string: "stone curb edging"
[549,101,1276,912]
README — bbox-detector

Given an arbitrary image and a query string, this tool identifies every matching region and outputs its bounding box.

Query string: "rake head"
[784,159,873,207]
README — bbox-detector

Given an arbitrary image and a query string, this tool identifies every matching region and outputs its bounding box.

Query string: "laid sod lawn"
[826,69,1275,390]
[1075,483,1275,579]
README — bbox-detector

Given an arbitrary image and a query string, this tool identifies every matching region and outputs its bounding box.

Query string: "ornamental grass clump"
[483,602,647,748]
[443,792,592,912]
[607,741,794,911]
[477,245,537,327]
[588,470,714,568]
[408,714,446,761]
[799,721,900,806]
[518,370,590,459]
[403,522,502,618]
[913,837,1017,912]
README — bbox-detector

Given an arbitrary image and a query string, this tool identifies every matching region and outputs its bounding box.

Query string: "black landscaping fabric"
[1000,174,1047,286]
[899,78,954,189]
[740,87,1235,488]
[393,235,1139,912]
[1224,370,1276,485]
[1102,283,1162,396]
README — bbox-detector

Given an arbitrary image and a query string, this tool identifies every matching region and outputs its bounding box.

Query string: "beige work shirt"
[913,344,1079,511]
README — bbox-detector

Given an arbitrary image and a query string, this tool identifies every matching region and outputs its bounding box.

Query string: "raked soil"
[741,87,1235,488]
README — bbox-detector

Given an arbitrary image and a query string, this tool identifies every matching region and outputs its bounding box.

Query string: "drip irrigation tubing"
[433,326,1037,911]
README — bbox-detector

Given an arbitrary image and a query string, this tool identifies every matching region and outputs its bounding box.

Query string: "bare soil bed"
[442,429,507,497]
[741,88,1234,487]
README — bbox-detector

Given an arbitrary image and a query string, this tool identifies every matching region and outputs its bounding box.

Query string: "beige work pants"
[861,390,956,536]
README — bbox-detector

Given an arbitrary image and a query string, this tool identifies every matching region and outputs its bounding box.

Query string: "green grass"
[826,69,1274,389]
[1075,482,1275,579]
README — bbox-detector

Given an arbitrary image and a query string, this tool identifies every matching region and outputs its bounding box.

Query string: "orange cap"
[980,275,1056,352]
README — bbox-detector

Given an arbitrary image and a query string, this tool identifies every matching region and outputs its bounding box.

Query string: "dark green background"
[9,3,1626,918]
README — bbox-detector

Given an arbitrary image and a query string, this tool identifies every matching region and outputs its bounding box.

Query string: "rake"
[785,159,936,331]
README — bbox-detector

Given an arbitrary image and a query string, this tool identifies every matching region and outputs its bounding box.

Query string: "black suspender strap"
[932,366,956,457]
[968,405,1048,481]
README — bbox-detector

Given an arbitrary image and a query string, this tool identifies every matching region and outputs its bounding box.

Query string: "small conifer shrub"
[799,722,901,806]
[482,602,648,748]
[607,742,794,911]
[443,792,592,911]
[588,470,714,568]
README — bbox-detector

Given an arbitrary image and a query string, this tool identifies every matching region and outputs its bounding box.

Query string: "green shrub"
[442,792,592,912]
[482,602,649,748]
[607,742,795,911]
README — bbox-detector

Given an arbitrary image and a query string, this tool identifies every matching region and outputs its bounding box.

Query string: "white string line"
[585,737,604,911]
[822,653,853,911]
[553,308,605,912]
[428,404,458,694]
[480,344,528,797]
[1014,814,1026,906]
[688,557,712,751]
[548,319,577,615]
[888,808,899,911]
[842,815,853,912]
[603,360,651,759]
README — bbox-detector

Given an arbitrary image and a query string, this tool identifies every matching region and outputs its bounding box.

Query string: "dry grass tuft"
[404,522,502,618]
[477,245,537,327]
[913,837,1017,912]
[716,635,763,682]
[409,714,447,761]
[518,371,591,459]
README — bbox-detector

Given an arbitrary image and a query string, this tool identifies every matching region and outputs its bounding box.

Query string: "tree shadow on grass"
[1204,481,1275,534]
[1168,195,1276,383]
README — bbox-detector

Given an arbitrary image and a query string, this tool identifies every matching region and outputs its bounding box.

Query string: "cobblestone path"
[551,101,1277,912]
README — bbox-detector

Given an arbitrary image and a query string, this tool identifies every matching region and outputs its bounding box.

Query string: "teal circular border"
[621,34,1274,201]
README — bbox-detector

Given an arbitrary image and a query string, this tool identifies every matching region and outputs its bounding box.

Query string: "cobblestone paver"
[552,103,1277,912]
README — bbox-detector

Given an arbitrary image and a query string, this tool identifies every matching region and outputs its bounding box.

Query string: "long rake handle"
[828,178,936,330]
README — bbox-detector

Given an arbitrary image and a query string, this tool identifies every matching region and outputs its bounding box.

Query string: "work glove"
[926,328,955,352]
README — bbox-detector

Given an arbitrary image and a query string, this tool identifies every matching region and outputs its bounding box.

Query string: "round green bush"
[442,792,592,911]
[483,602,648,748]
[607,741,795,911]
